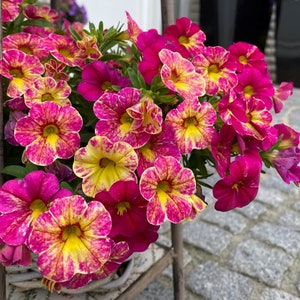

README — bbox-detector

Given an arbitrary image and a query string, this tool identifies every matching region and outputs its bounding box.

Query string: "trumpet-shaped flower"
[0,50,44,97]
[24,77,71,108]
[0,170,72,246]
[272,81,294,113]
[213,152,262,211]
[136,123,181,176]
[95,180,159,252]
[2,0,22,22]
[73,136,138,197]
[77,61,130,101]
[3,32,51,60]
[94,87,151,148]
[23,4,59,23]
[234,67,274,109]
[44,59,69,81]
[164,17,206,58]
[0,243,32,267]
[193,46,238,95]
[140,156,196,225]
[14,102,83,166]
[227,42,267,73]
[165,99,216,154]
[125,11,143,44]
[27,195,112,282]
[76,33,102,60]
[159,48,206,100]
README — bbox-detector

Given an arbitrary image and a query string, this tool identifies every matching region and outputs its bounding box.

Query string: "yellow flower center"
[116,201,131,215]
[58,47,72,59]
[41,93,54,102]
[19,45,33,55]
[30,199,47,221]
[184,117,198,128]
[101,81,113,91]
[243,85,254,97]
[207,64,221,81]
[9,68,24,78]
[157,180,171,193]
[99,157,116,168]
[43,124,59,136]
[238,55,247,64]
[178,35,189,46]
[62,224,82,241]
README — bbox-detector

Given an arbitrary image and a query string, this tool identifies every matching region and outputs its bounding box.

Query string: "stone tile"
[236,200,267,220]
[186,261,253,300]
[200,209,248,234]
[277,210,300,231]
[183,220,233,255]
[134,280,174,300]
[256,186,286,207]
[250,222,300,256]
[260,288,300,300]
[228,239,293,287]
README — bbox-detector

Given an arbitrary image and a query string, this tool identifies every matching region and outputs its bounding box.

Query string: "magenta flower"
[164,17,206,58]
[14,102,83,166]
[0,50,44,97]
[227,41,267,73]
[77,61,130,101]
[94,87,151,148]
[2,0,22,22]
[159,49,206,100]
[95,180,159,252]
[213,152,262,211]
[125,11,143,43]
[140,156,196,225]
[0,170,72,246]
[27,195,112,282]
[0,244,31,267]
[165,99,216,154]
[234,67,274,110]
[272,81,294,113]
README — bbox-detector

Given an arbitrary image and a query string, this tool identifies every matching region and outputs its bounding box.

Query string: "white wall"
[76,0,162,32]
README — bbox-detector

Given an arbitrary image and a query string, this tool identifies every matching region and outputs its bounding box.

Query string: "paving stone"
[200,209,248,234]
[256,185,286,207]
[228,239,293,287]
[277,210,300,231]
[134,280,174,300]
[250,222,300,256]
[183,220,233,255]
[260,288,300,300]
[237,200,267,220]
[186,261,253,300]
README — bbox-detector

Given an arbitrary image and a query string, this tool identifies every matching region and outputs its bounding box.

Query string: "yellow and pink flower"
[140,156,196,225]
[14,102,83,166]
[73,136,138,197]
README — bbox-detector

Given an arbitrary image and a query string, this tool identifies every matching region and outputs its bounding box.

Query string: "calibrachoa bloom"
[0,170,72,246]
[27,195,113,282]
[140,156,196,225]
[166,98,216,154]
[14,102,83,166]
[1,3,300,292]
[73,136,138,197]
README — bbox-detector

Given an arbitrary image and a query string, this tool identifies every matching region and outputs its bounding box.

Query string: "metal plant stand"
[0,1,185,299]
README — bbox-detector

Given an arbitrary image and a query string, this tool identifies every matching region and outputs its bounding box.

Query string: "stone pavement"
[134,89,300,300]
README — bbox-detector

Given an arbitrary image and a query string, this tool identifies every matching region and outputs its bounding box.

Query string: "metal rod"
[0,0,7,297]
[171,223,185,300]
[161,0,175,32]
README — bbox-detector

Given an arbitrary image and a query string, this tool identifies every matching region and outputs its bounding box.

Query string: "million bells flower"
[0,2,299,292]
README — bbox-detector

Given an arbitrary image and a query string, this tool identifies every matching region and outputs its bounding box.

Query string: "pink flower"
[164,17,206,58]
[0,50,44,97]
[272,82,294,113]
[77,61,130,101]
[227,42,267,73]
[14,102,83,166]
[2,0,22,22]
[23,4,59,23]
[213,152,262,211]
[125,11,143,44]
[0,170,72,246]
[27,195,112,282]
[94,87,151,148]
[95,180,159,252]
[0,244,31,266]
[159,49,206,100]
[140,156,195,225]
[166,99,216,154]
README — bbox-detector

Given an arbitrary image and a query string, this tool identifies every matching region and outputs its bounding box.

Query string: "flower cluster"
[0,0,299,292]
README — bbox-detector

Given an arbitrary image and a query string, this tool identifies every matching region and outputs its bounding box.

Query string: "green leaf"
[1,165,28,178]
[21,19,54,28]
